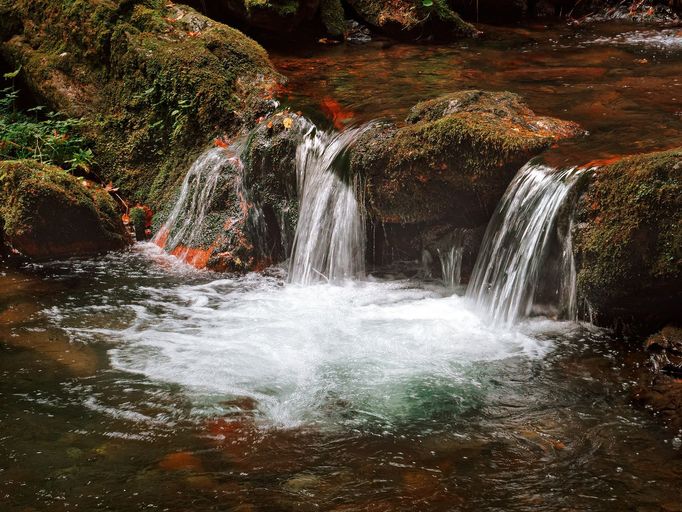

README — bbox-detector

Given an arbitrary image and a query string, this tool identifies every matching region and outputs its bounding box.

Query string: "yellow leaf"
[283,117,293,129]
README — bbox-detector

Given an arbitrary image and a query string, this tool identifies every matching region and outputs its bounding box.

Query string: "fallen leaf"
[283,117,293,129]
[214,137,229,148]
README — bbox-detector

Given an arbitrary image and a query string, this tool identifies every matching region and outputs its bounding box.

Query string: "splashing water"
[437,230,465,289]
[106,272,550,430]
[467,163,584,326]
[288,124,369,284]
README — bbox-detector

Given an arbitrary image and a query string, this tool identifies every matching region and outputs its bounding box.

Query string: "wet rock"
[156,112,305,272]
[345,0,478,40]
[646,325,682,378]
[352,90,581,270]
[573,148,681,332]
[0,160,129,259]
[188,0,323,39]
[344,20,372,44]
[0,1,281,211]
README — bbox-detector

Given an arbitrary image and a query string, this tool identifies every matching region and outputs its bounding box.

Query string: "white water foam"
[590,29,682,50]
[107,276,551,430]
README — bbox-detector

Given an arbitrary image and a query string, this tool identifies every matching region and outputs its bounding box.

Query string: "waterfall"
[153,147,241,254]
[466,163,583,325]
[288,124,368,284]
[437,233,464,289]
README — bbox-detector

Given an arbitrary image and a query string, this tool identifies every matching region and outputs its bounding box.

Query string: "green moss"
[245,0,300,17]
[1,0,281,211]
[0,159,128,258]
[128,206,146,239]
[574,148,682,329]
[351,91,577,225]
[320,0,345,36]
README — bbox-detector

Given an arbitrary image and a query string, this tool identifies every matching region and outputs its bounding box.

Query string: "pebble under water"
[1,244,681,511]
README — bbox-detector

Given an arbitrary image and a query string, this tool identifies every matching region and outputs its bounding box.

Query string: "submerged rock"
[0,160,129,259]
[573,148,681,332]
[633,325,682,428]
[351,90,581,271]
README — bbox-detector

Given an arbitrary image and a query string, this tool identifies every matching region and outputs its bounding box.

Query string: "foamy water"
[590,29,682,50]
[102,267,553,430]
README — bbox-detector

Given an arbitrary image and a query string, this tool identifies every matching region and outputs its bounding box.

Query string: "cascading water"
[437,230,465,289]
[287,124,369,284]
[154,147,240,253]
[467,163,584,325]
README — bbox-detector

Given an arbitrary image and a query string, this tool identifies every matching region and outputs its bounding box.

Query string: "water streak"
[467,163,583,325]
[438,240,463,290]
[288,124,369,284]
[154,147,240,253]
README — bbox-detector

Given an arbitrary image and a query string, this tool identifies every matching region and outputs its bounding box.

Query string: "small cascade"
[467,163,583,325]
[437,235,464,289]
[288,124,369,284]
[153,139,276,268]
[153,147,240,257]
[560,218,578,321]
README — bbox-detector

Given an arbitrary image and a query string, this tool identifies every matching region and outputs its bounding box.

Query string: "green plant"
[0,85,93,172]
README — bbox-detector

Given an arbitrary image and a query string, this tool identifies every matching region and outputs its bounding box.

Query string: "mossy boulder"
[352,90,581,227]
[345,0,478,40]
[573,149,682,332]
[0,0,281,212]
[0,159,129,259]
[199,0,320,35]
[158,112,306,272]
[351,90,581,271]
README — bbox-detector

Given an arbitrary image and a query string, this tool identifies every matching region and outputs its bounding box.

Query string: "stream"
[1,21,681,512]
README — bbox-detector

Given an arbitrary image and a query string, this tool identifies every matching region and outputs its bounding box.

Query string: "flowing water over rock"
[154,147,240,255]
[288,123,368,284]
[467,163,584,325]
[437,233,464,290]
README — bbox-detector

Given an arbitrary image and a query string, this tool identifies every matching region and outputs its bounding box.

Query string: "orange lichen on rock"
[170,245,214,269]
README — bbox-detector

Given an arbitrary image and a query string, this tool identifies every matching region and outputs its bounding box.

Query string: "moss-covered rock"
[320,0,346,36]
[157,112,306,272]
[0,159,129,259]
[184,0,328,39]
[573,149,682,332]
[352,90,581,226]
[0,0,281,212]
[345,0,478,40]
[351,90,581,271]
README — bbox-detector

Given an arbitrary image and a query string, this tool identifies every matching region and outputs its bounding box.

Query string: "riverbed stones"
[573,148,682,332]
[633,325,682,428]
[0,160,129,259]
